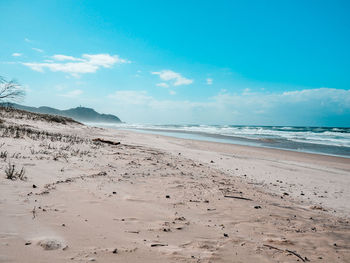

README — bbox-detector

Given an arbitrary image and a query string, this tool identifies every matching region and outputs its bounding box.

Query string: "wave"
[87,122,350,157]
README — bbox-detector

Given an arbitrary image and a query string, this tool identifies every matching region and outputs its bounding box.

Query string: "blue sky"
[0,0,349,126]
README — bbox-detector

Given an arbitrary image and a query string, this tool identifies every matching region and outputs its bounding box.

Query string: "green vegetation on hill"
[1,103,122,123]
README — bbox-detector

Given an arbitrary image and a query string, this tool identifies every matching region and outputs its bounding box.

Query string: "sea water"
[88,123,350,158]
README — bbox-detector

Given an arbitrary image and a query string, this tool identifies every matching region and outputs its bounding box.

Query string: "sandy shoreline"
[1,109,350,262]
[111,129,350,217]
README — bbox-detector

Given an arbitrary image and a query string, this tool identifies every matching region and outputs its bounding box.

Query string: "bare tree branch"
[0,76,25,102]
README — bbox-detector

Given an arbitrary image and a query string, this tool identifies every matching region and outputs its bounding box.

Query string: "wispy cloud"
[52,54,84,61]
[169,90,176,95]
[59,89,83,98]
[156,82,169,88]
[107,88,350,125]
[152,70,193,86]
[206,78,213,85]
[108,90,153,105]
[24,38,32,43]
[22,53,130,77]
[32,47,44,53]
[12,53,22,57]
[210,87,350,124]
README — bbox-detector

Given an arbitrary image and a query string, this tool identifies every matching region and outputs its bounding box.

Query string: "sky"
[0,0,349,126]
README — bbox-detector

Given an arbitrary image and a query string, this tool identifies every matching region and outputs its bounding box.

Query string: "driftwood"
[286,249,309,262]
[263,244,284,251]
[126,231,140,234]
[151,243,168,247]
[263,244,309,262]
[224,195,252,201]
[92,138,121,145]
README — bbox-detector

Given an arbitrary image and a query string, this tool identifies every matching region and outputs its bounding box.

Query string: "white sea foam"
[86,122,350,155]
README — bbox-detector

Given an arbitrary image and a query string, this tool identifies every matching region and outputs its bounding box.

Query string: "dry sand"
[0,108,350,262]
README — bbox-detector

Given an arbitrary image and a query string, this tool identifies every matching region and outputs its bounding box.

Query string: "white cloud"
[152,70,193,86]
[134,70,142,77]
[52,54,83,61]
[206,78,213,85]
[106,88,350,125]
[169,90,176,95]
[22,53,129,77]
[12,53,22,57]
[83,54,129,66]
[32,48,44,53]
[281,88,350,104]
[108,89,200,109]
[211,88,350,124]
[24,38,32,43]
[59,89,83,98]
[156,82,169,88]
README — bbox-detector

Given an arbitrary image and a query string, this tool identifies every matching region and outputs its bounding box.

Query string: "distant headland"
[0,103,122,123]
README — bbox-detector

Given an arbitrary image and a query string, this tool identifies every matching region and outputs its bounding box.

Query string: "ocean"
[90,123,350,158]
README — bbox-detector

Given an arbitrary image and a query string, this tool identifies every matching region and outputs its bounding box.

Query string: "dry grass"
[0,106,81,125]
[0,123,89,144]
[5,162,26,180]
[0,107,99,178]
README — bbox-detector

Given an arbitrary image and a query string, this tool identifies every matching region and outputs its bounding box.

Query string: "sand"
[0,108,350,262]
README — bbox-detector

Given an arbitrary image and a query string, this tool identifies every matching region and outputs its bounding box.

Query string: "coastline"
[90,123,350,158]
[1,112,350,262]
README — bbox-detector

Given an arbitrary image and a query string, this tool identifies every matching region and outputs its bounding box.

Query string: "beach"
[115,129,350,217]
[1,109,350,262]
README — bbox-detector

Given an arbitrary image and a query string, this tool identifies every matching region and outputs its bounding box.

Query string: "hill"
[1,103,122,123]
